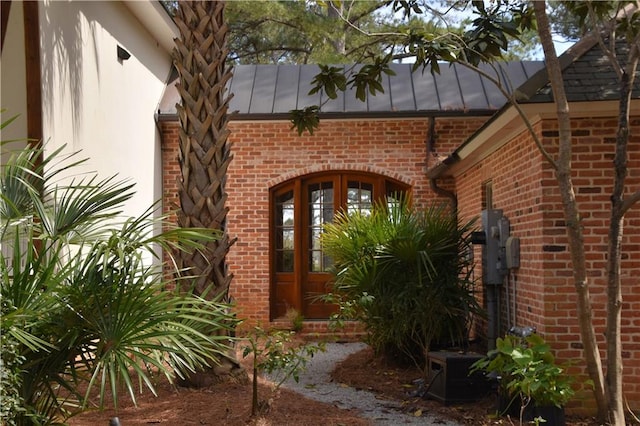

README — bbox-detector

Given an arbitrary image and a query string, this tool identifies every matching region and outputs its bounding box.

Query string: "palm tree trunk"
[173,0,246,385]
[173,0,234,300]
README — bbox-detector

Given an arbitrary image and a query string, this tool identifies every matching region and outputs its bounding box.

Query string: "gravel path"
[272,342,462,426]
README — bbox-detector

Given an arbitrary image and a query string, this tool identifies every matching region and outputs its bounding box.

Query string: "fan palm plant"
[0,124,236,424]
[322,197,484,369]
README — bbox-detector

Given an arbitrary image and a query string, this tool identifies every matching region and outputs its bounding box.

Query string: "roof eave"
[429,34,604,179]
[124,1,178,53]
[429,98,640,179]
[157,109,499,123]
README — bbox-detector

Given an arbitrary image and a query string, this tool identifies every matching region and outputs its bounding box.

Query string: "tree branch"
[586,2,624,80]
[621,191,640,215]
[339,1,389,26]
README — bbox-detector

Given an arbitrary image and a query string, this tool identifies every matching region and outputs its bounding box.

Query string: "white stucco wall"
[37,0,172,219]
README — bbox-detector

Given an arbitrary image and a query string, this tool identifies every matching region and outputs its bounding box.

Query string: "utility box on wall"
[481,209,507,285]
[426,351,491,405]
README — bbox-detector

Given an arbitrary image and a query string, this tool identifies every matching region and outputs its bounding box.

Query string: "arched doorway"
[270,171,410,319]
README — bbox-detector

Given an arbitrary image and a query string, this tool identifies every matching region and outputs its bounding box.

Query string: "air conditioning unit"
[426,351,492,405]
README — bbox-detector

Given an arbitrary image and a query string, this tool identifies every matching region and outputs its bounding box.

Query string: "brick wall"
[223,117,484,325]
[159,121,181,286]
[455,115,640,414]
[161,112,640,413]
[161,116,485,326]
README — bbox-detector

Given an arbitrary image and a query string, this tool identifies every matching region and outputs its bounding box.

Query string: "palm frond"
[322,196,482,366]
[1,134,236,423]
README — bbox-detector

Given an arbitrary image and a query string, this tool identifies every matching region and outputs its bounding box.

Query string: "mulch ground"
[68,344,608,426]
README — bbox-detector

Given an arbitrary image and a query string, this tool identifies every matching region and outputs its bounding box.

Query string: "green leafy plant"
[0,318,26,426]
[321,196,483,369]
[471,334,575,423]
[242,327,324,416]
[1,121,238,424]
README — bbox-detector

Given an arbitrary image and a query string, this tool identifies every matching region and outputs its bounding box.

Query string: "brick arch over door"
[270,170,410,320]
[267,164,415,189]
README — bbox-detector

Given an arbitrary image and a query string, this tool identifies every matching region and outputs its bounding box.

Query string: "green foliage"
[288,0,640,133]
[242,327,324,416]
[0,313,26,426]
[309,65,347,100]
[462,1,531,65]
[293,57,397,135]
[321,197,483,368]
[549,1,637,40]
[471,334,575,412]
[390,0,424,19]
[224,0,400,65]
[1,123,237,424]
[289,105,320,135]
[289,0,543,133]
[350,55,397,101]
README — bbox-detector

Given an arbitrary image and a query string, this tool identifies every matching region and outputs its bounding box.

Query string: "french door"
[271,172,408,320]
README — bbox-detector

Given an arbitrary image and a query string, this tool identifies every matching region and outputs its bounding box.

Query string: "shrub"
[322,197,483,368]
[0,303,26,426]
[1,126,237,423]
[471,334,575,422]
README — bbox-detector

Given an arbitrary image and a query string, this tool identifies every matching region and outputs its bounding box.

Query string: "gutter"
[427,153,460,179]
[157,109,497,123]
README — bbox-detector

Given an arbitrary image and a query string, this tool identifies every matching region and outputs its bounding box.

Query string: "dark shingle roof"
[427,36,640,179]
[521,38,640,103]
[157,61,544,120]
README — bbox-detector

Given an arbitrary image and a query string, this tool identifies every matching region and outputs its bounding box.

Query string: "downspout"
[426,116,458,211]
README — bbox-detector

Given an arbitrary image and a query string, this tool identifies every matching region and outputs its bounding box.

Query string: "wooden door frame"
[269,171,411,320]
[23,1,43,150]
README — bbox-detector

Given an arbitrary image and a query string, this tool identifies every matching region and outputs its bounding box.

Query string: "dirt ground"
[68,344,603,426]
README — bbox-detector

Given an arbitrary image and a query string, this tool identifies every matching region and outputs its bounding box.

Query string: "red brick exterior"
[455,115,640,414]
[161,112,640,413]
[161,116,484,320]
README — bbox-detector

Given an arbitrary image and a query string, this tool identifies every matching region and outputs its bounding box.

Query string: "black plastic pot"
[497,393,566,426]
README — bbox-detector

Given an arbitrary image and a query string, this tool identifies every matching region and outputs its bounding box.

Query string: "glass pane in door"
[308,182,333,272]
[347,181,373,216]
[275,190,294,272]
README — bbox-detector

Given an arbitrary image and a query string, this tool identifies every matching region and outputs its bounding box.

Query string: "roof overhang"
[156,109,497,123]
[124,1,177,53]
[428,99,640,179]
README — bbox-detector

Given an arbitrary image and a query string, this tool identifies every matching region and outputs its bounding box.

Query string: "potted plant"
[471,334,575,426]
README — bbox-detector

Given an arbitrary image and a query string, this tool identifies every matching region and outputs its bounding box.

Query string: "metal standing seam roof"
[157,61,545,120]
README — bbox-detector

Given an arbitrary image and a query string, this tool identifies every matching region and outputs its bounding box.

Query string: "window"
[270,171,409,319]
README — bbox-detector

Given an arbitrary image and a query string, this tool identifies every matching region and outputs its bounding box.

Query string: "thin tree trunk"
[605,46,638,425]
[252,367,259,416]
[328,1,346,55]
[533,2,608,420]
